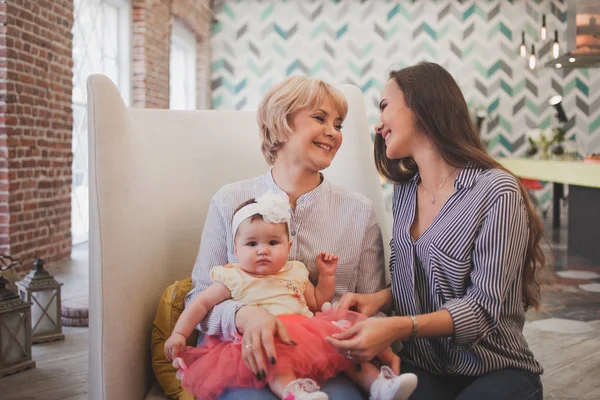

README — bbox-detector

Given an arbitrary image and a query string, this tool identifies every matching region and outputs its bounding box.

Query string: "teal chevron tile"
[488,134,512,153]
[463,42,475,58]
[361,78,382,93]
[423,23,437,40]
[525,98,538,114]
[212,59,225,73]
[286,60,301,76]
[261,78,273,94]
[439,24,450,39]
[488,98,499,114]
[463,4,486,21]
[475,62,487,78]
[336,24,348,39]
[590,116,600,133]
[273,42,286,57]
[310,60,326,75]
[233,79,246,95]
[580,68,590,78]
[499,116,512,134]
[212,21,222,35]
[500,80,513,96]
[274,24,289,39]
[488,61,501,77]
[248,59,260,75]
[525,23,538,40]
[387,24,400,39]
[577,79,589,96]
[261,3,274,20]
[362,43,374,57]
[223,3,235,20]
[513,79,526,96]
[213,95,223,108]
[500,23,512,41]
[539,116,551,129]
[564,78,589,96]
[388,4,411,21]
[312,22,324,38]
[349,61,361,76]
[488,22,512,40]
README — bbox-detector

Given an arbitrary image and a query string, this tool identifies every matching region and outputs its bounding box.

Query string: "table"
[497,158,600,264]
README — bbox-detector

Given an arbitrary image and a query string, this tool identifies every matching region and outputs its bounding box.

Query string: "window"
[170,19,197,110]
[72,0,131,244]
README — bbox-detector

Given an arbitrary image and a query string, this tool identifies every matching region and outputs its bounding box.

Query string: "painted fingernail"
[290,340,297,346]
[256,373,262,381]
[355,363,362,373]
[270,356,276,365]
[261,370,266,379]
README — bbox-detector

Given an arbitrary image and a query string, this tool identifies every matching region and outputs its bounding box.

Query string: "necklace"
[420,168,458,204]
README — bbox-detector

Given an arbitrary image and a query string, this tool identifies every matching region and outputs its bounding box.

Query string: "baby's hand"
[164,333,186,362]
[316,252,338,277]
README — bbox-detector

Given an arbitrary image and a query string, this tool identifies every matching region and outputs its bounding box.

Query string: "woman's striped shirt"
[390,166,543,376]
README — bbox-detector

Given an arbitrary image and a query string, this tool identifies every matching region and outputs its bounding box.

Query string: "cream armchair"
[87,74,390,399]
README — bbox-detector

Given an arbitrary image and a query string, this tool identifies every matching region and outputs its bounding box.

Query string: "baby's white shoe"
[282,378,329,400]
[370,366,418,400]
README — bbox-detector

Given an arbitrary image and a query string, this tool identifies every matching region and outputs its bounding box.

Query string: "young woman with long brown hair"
[326,62,544,400]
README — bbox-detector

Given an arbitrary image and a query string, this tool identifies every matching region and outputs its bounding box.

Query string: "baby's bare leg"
[344,362,381,392]
[267,369,298,399]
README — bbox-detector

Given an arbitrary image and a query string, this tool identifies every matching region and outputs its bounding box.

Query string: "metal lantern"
[0,275,36,377]
[16,259,64,344]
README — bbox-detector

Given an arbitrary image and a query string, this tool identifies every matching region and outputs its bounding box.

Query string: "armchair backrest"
[87,74,389,399]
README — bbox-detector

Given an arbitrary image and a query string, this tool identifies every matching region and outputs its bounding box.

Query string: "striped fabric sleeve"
[187,196,244,341]
[355,205,386,295]
[442,191,529,349]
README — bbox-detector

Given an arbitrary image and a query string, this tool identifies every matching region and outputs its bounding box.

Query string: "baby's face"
[234,218,291,276]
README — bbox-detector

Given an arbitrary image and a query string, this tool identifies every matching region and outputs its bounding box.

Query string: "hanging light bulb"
[529,45,536,70]
[552,30,560,58]
[520,31,527,57]
[541,14,547,40]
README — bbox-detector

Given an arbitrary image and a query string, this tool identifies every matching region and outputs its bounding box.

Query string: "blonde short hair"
[256,76,348,165]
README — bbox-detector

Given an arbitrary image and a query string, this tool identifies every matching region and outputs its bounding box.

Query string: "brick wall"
[133,0,212,109]
[0,0,211,274]
[1,0,73,273]
[0,1,9,255]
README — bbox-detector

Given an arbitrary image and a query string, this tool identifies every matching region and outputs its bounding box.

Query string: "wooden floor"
[1,321,599,399]
[0,327,88,400]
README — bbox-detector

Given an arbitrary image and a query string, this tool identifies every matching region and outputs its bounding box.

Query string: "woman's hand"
[325,317,409,362]
[164,333,186,362]
[335,288,392,317]
[236,306,295,380]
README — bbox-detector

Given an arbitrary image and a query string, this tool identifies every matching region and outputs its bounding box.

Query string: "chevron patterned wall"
[211,0,600,206]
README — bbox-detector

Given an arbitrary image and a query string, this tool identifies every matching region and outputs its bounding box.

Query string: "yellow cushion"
[151,278,198,400]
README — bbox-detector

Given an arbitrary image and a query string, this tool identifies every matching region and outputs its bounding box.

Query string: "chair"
[87,74,390,399]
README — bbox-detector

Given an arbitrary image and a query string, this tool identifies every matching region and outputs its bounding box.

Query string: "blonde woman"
[187,76,390,399]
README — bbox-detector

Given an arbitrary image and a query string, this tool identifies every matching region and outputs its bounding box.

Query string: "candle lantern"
[0,273,36,377]
[17,259,64,344]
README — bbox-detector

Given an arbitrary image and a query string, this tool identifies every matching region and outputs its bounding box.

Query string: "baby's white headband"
[232,190,292,237]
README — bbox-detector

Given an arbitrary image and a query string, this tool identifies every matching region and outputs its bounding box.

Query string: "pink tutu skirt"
[178,310,366,400]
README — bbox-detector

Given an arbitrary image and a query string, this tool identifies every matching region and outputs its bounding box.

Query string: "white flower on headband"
[231,190,292,236]
[255,190,291,224]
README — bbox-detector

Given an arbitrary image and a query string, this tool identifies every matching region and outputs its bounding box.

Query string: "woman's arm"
[186,196,244,341]
[441,191,528,349]
[355,207,386,295]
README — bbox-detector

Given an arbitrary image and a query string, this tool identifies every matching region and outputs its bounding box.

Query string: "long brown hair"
[375,62,545,310]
